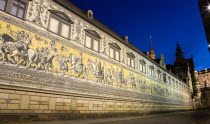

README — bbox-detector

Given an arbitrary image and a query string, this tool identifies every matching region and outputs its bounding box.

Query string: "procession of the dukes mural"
[0,0,195,120]
[0,20,190,101]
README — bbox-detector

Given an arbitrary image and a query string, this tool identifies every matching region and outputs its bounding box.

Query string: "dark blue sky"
[69,0,210,71]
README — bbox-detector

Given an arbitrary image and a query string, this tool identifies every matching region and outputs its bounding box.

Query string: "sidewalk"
[27,111,195,124]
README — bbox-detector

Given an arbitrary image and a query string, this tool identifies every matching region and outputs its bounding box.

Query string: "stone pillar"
[193,71,202,109]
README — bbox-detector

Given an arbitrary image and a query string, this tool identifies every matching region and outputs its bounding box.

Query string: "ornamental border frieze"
[0,65,190,105]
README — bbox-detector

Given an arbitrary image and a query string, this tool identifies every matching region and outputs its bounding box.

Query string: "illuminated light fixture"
[208,5,210,10]
[208,44,210,47]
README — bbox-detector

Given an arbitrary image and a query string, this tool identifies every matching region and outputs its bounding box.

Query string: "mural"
[0,20,190,102]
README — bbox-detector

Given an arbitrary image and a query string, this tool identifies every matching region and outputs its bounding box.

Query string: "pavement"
[26,110,210,124]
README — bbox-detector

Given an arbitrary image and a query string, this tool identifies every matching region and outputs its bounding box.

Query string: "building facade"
[198,69,210,109]
[198,69,210,88]
[0,0,192,120]
[167,44,201,109]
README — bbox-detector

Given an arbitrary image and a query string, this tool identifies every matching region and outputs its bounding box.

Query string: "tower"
[149,35,156,59]
[167,43,201,109]
[176,43,184,59]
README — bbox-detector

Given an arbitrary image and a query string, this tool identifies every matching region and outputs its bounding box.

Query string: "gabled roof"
[127,52,135,58]
[84,29,102,39]
[109,43,121,50]
[49,9,74,24]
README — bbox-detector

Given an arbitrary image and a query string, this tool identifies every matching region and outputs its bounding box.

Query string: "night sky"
[69,0,210,71]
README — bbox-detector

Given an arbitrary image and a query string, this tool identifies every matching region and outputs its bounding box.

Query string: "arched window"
[149,65,155,77]
[168,76,171,85]
[176,81,178,88]
[163,73,167,83]
[172,79,175,87]
[157,70,161,80]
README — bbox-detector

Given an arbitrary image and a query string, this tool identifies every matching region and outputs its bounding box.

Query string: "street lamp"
[208,5,210,10]
[208,44,210,52]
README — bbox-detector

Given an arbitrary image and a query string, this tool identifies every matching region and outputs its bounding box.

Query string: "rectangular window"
[131,59,134,68]
[143,65,146,73]
[115,50,120,61]
[127,53,135,68]
[61,23,70,38]
[0,0,28,19]
[109,44,120,62]
[128,57,131,66]
[93,39,99,52]
[84,33,100,53]
[11,0,26,19]
[139,63,142,71]
[17,8,24,18]
[49,17,59,33]
[110,48,114,59]
[85,35,92,49]
[11,4,18,15]
[0,0,7,11]
[48,11,73,39]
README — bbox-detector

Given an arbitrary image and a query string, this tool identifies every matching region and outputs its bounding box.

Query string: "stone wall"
[0,86,192,115]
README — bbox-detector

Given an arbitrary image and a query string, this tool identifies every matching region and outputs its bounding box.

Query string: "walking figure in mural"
[128,73,136,87]
[104,68,113,84]
[58,54,69,75]
[88,59,104,82]
[114,68,125,84]
[69,52,87,77]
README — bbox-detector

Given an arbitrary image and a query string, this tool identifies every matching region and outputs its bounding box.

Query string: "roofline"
[53,0,186,84]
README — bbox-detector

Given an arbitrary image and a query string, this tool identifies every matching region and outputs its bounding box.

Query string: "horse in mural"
[0,33,28,65]
[68,53,88,77]
[0,25,34,66]
[25,47,55,71]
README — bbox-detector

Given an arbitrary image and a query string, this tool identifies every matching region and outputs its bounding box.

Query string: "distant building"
[200,88,210,109]
[167,44,201,109]
[198,68,210,88]
[198,69,210,109]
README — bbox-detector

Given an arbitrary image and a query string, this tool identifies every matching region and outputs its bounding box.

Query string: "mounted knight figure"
[87,59,104,82]
[69,52,87,77]
[0,25,33,65]
[25,47,55,72]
